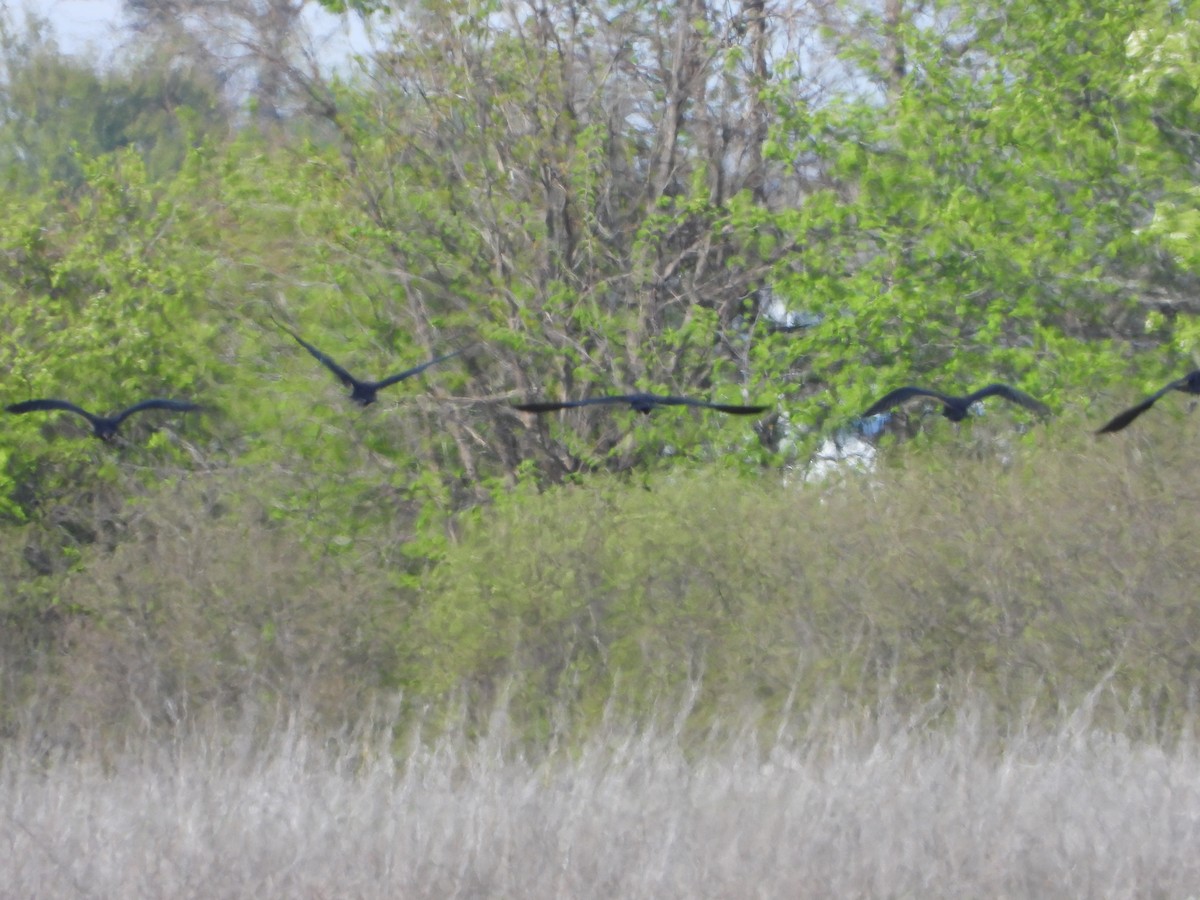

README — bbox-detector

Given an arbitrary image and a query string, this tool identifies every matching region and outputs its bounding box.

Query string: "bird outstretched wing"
[1095,380,1184,434]
[284,328,360,389]
[860,386,953,418]
[670,396,770,415]
[514,394,767,415]
[373,347,469,390]
[967,384,1050,416]
[6,398,98,423]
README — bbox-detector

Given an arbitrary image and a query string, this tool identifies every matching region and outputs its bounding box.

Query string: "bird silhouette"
[6,398,202,441]
[284,326,465,406]
[1096,370,1200,434]
[513,393,769,416]
[860,384,1050,423]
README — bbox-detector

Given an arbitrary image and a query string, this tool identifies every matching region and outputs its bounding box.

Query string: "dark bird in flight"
[860,384,1050,423]
[1096,370,1200,434]
[6,398,202,441]
[284,327,465,406]
[513,393,769,416]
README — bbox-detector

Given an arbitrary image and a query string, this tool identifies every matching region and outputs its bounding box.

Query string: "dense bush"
[416,420,1200,741]
[8,414,1200,748]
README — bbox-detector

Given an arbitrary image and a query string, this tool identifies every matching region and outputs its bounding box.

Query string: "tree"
[122,0,322,125]
[753,0,1180,441]
[274,0,844,479]
[0,8,228,192]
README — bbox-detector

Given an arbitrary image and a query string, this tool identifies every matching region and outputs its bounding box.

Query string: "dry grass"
[3,693,1200,898]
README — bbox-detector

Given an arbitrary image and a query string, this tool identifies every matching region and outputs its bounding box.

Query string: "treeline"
[2,0,1199,740]
[4,1,1197,498]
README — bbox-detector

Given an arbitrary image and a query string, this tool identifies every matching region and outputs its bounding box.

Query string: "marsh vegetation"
[5,425,1200,894]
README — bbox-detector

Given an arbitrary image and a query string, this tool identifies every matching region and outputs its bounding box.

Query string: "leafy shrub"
[416,420,1200,741]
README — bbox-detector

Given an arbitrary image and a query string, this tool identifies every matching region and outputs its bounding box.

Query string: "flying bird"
[860,384,1050,423]
[6,398,202,441]
[1096,370,1200,434]
[513,393,769,416]
[284,326,465,406]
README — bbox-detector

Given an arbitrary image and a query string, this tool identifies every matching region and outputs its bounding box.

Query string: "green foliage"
[0,149,223,517]
[0,9,225,193]
[749,0,1169,452]
[413,428,1200,742]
